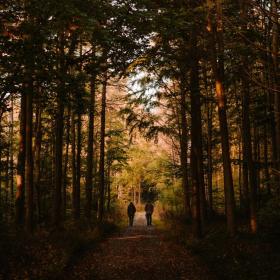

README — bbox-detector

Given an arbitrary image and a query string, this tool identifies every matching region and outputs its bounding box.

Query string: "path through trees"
[61,213,214,280]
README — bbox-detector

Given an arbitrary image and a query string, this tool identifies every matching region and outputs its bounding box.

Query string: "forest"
[0,0,279,279]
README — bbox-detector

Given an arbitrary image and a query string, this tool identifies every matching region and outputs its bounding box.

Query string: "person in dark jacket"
[145,202,154,226]
[127,202,136,226]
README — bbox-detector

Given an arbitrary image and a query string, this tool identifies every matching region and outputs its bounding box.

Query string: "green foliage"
[141,178,158,203]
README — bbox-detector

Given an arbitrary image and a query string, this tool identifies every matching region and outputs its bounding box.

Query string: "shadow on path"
[61,212,215,280]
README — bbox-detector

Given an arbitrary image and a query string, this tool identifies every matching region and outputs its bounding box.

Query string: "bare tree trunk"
[240,0,258,234]
[15,92,26,226]
[53,96,64,227]
[241,78,257,233]
[203,60,214,215]
[98,73,107,222]
[238,138,242,209]
[25,82,34,232]
[93,135,99,212]
[5,151,9,216]
[9,94,14,210]
[263,121,270,195]
[179,80,191,219]
[75,105,82,220]
[0,123,2,220]
[62,106,71,218]
[53,35,67,228]
[207,0,236,235]
[71,111,77,219]
[272,0,280,180]
[190,30,204,237]
[206,94,214,215]
[34,103,42,222]
[107,164,111,212]
[85,76,96,220]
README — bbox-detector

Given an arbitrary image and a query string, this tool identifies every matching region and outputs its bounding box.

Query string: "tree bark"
[207,0,236,235]
[179,80,191,219]
[53,96,64,227]
[14,73,27,228]
[62,106,71,218]
[189,30,204,237]
[71,111,78,219]
[241,78,257,233]
[206,91,214,215]
[272,0,280,177]
[98,73,107,222]
[107,163,111,212]
[9,94,14,207]
[25,81,34,232]
[34,102,42,222]
[85,76,96,220]
[53,35,66,228]
[263,121,270,195]
[75,104,82,220]
[240,0,258,233]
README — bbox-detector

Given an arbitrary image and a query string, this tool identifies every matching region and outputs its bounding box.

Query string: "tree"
[207,0,236,236]
[98,72,108,223]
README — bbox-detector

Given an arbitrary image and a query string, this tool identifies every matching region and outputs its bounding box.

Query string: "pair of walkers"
[127,202,154,227]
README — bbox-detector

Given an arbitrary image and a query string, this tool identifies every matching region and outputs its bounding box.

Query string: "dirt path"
[61,212,214,280]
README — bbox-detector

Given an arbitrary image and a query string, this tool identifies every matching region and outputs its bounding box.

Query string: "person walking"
[145,202,154,226]
[127,202,136,226]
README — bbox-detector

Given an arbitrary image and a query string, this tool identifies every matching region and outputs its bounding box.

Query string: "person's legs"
[147,214,151,226]
[129,215,133,226]
[145,213,149,226]
[150,214,152,226]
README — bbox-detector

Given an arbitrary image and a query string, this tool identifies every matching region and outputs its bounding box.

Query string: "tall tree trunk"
[207,0,236,235]
[179,80,191,219]
[53,96,64,227]
[206,93,214,215]
[15,88,26,227]
[241,78,257,233]
[62,106,71,218]
[253,126,260,199]
[34,103,42,222]
[53,35,67,227]
[5,151,9,215]
[272,0,280,179]
[189,30,205,237]
[85,76,96,220]
[240,0,258,234]
[107,163,111,212]
[71,111,77,219]
[263,121,270,195]
[0,123,2,220]
[238,137,242,209]
[9,94,14,208]
[202,61,214,215]
[98,73,107,222]
[25,82,34,232]
[75,105,82,220]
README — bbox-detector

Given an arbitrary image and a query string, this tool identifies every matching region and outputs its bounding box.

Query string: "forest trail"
[61,212,215,280]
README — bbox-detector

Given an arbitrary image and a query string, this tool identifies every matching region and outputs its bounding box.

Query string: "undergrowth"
[0,219,118,280]
[162,208,280,280]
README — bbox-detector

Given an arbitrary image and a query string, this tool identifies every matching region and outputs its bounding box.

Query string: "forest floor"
[163,215,280,280]
[2,213,279,279]
[60,212,214,280]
